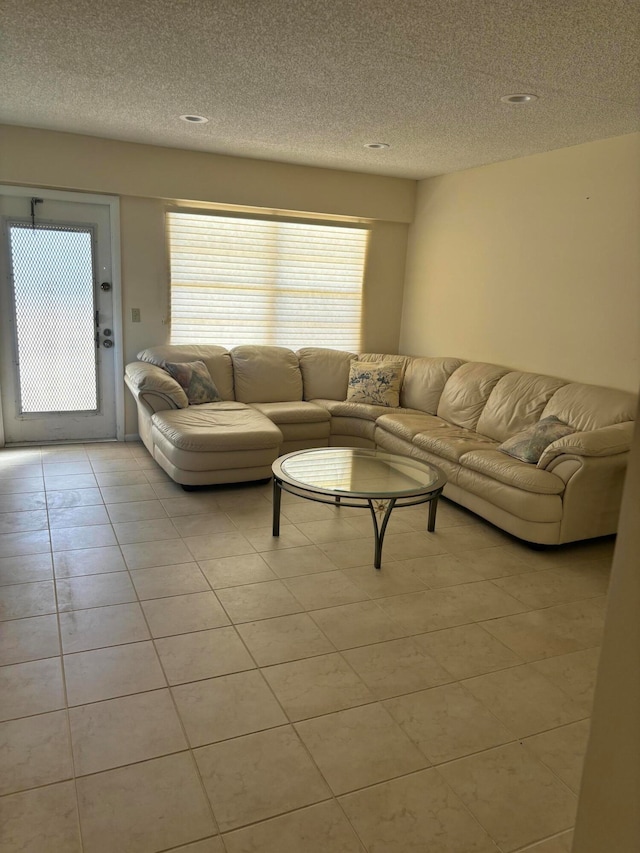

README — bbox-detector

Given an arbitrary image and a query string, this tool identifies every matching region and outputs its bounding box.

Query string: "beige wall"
[572,406,640,853]
[0,126,414,222]
[400,133,640,392]
[0,126,414,434]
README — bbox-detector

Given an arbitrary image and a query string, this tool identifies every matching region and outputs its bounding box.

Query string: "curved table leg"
[427,495,439,532]
[368,498,397,569]
[272,477,282,537]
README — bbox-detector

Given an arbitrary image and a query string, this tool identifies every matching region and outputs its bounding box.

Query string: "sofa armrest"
[125,362,188,411]
[537,421,635,470]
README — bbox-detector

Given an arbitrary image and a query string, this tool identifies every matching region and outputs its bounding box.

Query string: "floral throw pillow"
[346,361,403,407]
[498,416,575,464]
[163,360,221,405]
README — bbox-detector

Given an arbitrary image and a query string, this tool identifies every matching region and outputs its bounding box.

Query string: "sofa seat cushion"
[250,401,331,424]
[330,416,376,443]
[375,429,462,483]
[314,399,423,422]
[455,466,563,523]
[413,428,499,462]
[151,403,282,452]
[460,449,565,495]
[250,401,331,443]
[376,412,451,442]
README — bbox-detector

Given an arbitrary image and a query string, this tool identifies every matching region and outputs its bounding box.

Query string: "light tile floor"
[0,442,613,852]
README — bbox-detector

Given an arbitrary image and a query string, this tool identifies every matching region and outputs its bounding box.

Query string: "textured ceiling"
[1,0,639,179]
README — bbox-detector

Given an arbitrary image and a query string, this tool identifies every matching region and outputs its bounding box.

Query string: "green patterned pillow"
[498,416,575,464]
[346,361,403,407]
[163,360,221,405]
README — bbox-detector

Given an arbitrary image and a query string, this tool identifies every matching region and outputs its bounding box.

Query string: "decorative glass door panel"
[9,223,99,414]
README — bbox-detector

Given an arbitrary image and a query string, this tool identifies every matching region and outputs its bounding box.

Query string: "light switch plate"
[131,308,141,323]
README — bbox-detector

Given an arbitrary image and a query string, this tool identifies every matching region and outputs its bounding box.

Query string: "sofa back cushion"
[437,362,509,430]
[541,383,638,432]
[298,347,357,401]
[476,371,567,442]
[400,357,465,414]
[232,345,303,403]
[137,345,235,401]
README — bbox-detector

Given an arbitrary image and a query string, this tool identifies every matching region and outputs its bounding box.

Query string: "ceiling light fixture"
[364,142,391,150]
[180,114,209,123]
[500,93,539,104]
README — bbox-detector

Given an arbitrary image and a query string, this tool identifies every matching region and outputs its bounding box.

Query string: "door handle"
[102,339,113,348]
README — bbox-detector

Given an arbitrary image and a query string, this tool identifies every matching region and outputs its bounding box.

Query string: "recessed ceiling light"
[500,93,539,104]
[364,142,391,150]
[179,114,209,123]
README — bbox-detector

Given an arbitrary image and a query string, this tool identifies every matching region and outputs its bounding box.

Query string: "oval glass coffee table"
[272,447,447,569]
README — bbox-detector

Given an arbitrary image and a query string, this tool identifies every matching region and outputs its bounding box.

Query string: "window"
[167,211,369,350]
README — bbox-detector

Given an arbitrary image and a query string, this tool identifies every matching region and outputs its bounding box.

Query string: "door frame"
[0,185,124,443]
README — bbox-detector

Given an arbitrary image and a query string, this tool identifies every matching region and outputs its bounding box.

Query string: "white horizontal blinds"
[168,212,368,350]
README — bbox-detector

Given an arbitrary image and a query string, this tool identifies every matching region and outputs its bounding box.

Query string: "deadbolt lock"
[103,328,112,336]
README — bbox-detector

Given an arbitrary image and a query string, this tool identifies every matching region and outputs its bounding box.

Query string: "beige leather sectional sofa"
[124,344,637,545]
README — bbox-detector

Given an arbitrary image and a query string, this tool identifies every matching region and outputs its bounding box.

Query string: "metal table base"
[272,476,441,569]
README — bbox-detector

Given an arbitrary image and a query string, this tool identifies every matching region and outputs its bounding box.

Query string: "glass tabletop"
[274,447,446,498]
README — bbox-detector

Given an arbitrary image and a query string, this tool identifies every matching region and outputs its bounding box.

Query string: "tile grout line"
[132,476,370,850]
[163,496,517,850]
[154,484,591,848]
[0,444,614,850]
[48,443,145,852]
[45,443,88,853]
[510,827,574,852]
[107,461,229,850]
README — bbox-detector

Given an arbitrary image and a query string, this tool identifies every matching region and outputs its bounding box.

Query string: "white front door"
[0,192,119,443]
